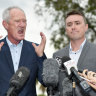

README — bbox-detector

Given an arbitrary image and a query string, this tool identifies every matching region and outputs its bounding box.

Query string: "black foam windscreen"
[43,58,59,87]
[10,66,30,90]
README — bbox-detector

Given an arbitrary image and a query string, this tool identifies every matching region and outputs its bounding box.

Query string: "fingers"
[83,69,88,78]
[0,36,3,38]
[88,82,96,90]
[0,36,4,50]
[87,71,96,82]
[82,69,96,90]
[87,71,96,77]
[32,43,36,49]
[40,32,46,44]
[78,72,83,77]
[0,42,4,50]
[87,71,94,78]
[40,32,46,39]
[39,32,46,56]
[32,32,46,57]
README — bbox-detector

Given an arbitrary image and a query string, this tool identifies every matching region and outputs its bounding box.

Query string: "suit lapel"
[3,38,14,73]
[19,40,28,67]
[64,45,70,57]
[77,41,90,68]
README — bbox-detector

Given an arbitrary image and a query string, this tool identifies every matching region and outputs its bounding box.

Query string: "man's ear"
[85,24,88,33]
[2,20,8,30]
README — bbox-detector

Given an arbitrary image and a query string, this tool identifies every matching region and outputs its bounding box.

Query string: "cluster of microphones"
[42,56,94,96]
[6,56,95,96]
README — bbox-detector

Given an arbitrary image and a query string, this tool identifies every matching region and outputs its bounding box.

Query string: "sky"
[0,0,55,58]
[0,0,56,95]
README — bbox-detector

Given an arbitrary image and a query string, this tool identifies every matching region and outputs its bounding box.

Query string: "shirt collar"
[6,36,23,47]
[69,39,86,52]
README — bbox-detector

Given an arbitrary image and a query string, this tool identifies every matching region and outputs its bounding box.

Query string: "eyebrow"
[67,20,80,23]
[66,20,81,24]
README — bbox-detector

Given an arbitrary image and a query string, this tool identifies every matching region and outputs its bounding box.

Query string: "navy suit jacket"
[0,37,46,96]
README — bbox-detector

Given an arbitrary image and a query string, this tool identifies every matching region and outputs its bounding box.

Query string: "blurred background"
[1,0,96,96]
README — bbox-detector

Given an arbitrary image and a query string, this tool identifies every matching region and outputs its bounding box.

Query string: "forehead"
[66,15,84,23]
[10,8,26,19]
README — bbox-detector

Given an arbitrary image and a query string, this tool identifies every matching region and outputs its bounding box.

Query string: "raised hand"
[32,32,46,57]
[0,36,4,50]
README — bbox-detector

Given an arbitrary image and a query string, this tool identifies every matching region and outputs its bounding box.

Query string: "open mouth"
[18,29,24,34]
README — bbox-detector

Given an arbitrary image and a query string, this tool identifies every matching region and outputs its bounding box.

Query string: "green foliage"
[34,1,96,94]
[38,95,46,96]
[36,79,46,95]
[35,0,96,50]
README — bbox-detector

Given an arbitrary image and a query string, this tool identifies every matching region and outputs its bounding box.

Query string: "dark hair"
[65,10,87,24]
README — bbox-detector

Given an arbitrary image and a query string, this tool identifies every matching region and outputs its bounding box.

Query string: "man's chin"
[18,36,25,40]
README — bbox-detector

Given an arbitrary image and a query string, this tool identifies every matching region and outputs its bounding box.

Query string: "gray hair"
[2,6,25,23]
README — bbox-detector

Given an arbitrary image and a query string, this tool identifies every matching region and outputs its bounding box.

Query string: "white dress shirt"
[6,37,23,72]
[69,39,86,66]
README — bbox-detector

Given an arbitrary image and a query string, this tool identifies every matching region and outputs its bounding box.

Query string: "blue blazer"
[0,37,46,96]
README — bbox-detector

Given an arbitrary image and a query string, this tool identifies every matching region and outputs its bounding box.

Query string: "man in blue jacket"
[0,6,46,96]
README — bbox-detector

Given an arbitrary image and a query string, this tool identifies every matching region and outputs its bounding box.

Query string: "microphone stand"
[6,87,17,96]
[47,86,53,96]
[72,77,76,96]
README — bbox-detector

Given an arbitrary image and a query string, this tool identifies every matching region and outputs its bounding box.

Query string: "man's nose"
[71,24,76,30]
[19,21,26,27]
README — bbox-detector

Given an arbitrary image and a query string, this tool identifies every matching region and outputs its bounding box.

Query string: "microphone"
[55,56,71,69]
[61,56,91,93]
[56,56,73,96]
[62,57,80,81]
[6,66,30,96]
[42,58,59,96]
[63,58,78,76]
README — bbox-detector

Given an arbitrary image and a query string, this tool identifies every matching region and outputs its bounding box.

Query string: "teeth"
[18,30,23,34]
[19,29,23,31]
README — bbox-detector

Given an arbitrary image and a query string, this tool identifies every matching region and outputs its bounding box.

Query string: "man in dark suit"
[53,10,96,96]
[0,6,46,96]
